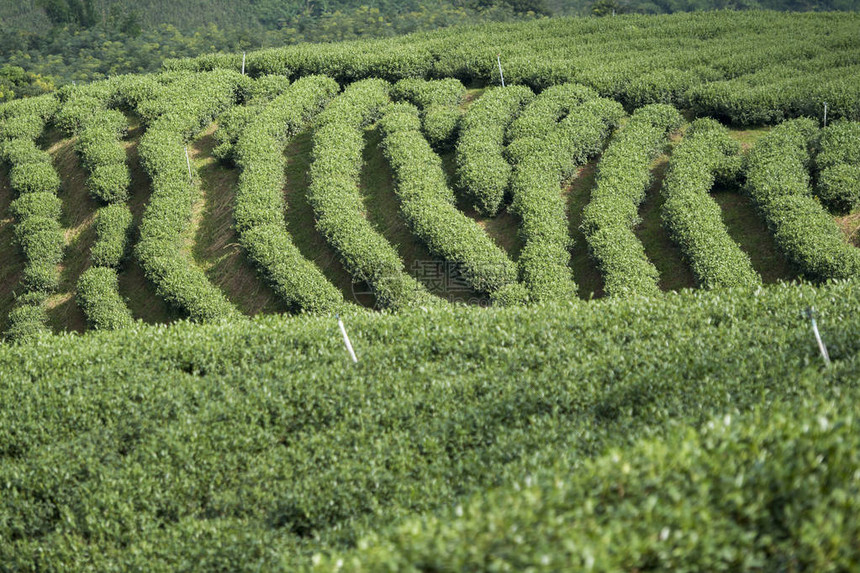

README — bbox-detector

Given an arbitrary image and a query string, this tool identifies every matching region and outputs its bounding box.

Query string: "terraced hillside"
[1,11,860,571]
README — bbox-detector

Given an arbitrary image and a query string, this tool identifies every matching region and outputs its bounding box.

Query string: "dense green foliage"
[746,118,860,280]
[0,280,858,569]
[507,86,624,302]
[455,85,533,215]
[132,70,243,321]
[0,94,62,340]
[661,118,759,288]
[233,75,345,313]
[169,11,860,126]
[816,120,860,213]
[582,103,683,296]
[90,203,133,269]
[308,79,435,310]
[76,266,136,330]
[391,78,465,147]
[324,396,860,572]
[379,102,517,297]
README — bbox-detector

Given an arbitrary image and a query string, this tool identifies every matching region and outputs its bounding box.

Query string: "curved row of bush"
[233,75,345,313]
[661,118,760,289]
[581,103,683,297]
[308,79,436,310]
[508,95,625,303]
[57,81,137,330]
[391,78,465,148]
[746,118,860,281]
[455,85,534,216]
[0,95,62,341]
[505,83,598,142]
[378,102,518,298]
[816,120,860,213]
[133,71,244,322]
[212,74,292,165]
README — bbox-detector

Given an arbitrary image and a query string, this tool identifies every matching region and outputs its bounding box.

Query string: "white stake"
[184,146,193,185]
[807,307,831,367]
[497,53,505,88]
[242,52,246,76]
[337,314,358,363]
[823,101,828,127]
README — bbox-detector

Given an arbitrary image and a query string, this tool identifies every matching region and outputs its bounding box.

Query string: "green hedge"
[746,118,860,281]
[9,192,62,221]
[309,78,435,310]
[0,94,64,325]
[455,85,534,216]
[816,121,860,213]
[213,75,292,164]
[4,301,50,343]
[379,102,517,296]
[581,103,683,297]
[391,78,465,148]
[661,118,759,289]
[76,267,136,331]
[323,397,860,572]
[8,162,61,196]
[134,70,244,322]
[0,280,858,568]
[233,74,344,313]
[508,94,625,302]
[91,203,133,268]
[163,13,860,127]
[506,83,598,142]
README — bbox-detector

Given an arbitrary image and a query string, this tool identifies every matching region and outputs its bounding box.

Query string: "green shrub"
[455,85,534,216]
[4,301,49,342]
[87,163,131,204]
[379,102,517,296]
[661,118,760,289]
[581,103,683,297]
[9,162,61,195]
[309,79,435,310]
[816,121,860,213]
[91,203,133,268]
[233,74,344,312]
[134,70,245,321]
[9,192,62,221]
[508,94,625,302]
[746,118,860,280]
[76,267,135,330]
[392,78,466,148]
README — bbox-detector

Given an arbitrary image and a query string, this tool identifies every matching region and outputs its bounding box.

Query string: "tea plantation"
[1,9,859,571]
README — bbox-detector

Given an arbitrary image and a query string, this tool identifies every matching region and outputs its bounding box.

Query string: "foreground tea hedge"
[0,280,858,570]
[324,396,860,572]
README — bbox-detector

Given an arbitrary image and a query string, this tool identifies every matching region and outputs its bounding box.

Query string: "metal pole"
[807,307,831,367]
[337,314,358,363]
[823,102,828,127]
[185,146,193,185]
[242,52,246,76]
[497,54,505,88]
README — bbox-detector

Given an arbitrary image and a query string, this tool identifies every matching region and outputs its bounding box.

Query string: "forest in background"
[1,0,858,99]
